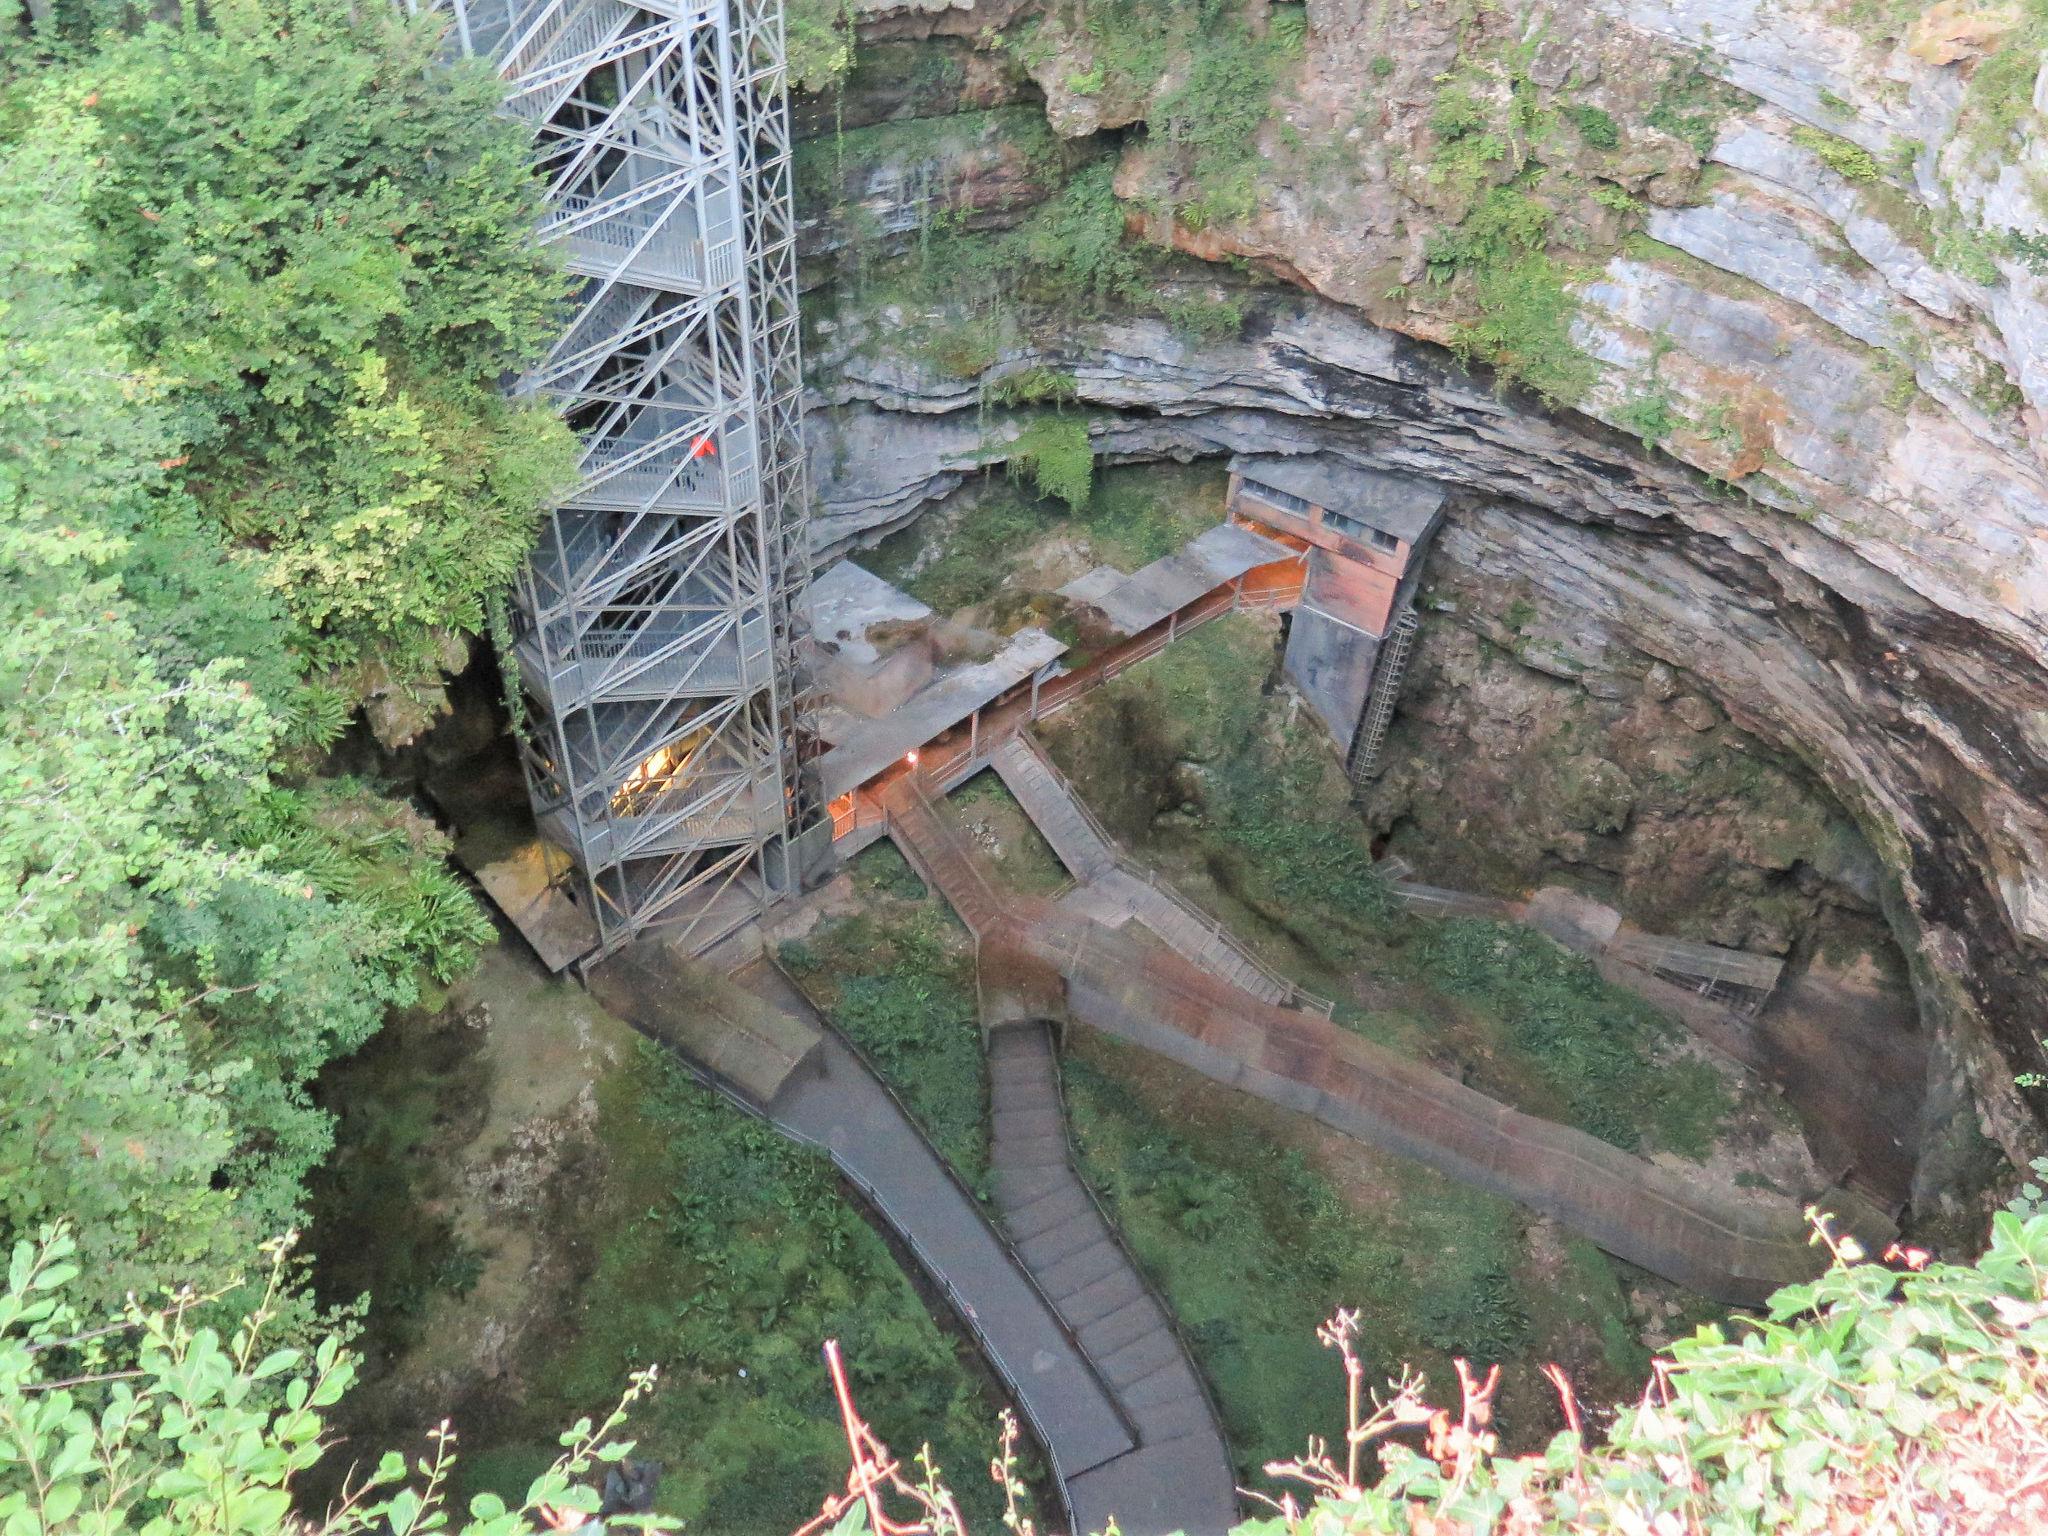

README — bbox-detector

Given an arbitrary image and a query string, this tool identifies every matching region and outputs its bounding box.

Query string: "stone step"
[1038,1238,1124,1300]
[987,1025,1049,1062]
[992,1165,1067,1209]
[1019,1211,1108,1270]
[1000,1133,1070,1170]
[1057,1266,1146,1328]
[1121,1358,1199,1411]
[1099,1326,1182,1390]
[1079,1294,1168,1358]
[992,1105,1066,1143]
[1130,1392,1215,1446]
[990,1075,1060,1115]
[1005,1183,1094,1241]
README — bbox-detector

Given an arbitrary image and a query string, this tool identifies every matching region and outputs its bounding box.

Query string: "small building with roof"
[1226,454,1448,776]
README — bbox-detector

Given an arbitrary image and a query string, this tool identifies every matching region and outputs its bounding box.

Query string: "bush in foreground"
[5,1202,2045,1534]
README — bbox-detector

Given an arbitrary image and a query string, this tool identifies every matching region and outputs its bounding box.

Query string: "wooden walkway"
[879,772,1893,1309]
[990,738,1328,1013]
[880,777,1242,1535]
[989,1023,1238,1536]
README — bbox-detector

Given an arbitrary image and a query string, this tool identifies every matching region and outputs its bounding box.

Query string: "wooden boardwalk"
[880,771,1893,1309]
[990,738,1329,1013]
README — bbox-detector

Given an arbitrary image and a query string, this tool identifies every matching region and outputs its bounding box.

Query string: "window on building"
[1243,478,1313,517]
[1322,507,1402,553]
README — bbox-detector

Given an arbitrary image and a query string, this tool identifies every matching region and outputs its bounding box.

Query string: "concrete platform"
[467,838,599,973]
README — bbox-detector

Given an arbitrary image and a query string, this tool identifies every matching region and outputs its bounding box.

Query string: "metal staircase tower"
[412,0,817,957]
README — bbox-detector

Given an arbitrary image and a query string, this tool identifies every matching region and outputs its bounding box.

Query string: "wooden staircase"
[987,1022,1239,1536]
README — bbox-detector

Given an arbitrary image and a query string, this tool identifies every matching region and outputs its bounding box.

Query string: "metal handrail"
[625,998,1104,1536]
[763,956,1140,1445]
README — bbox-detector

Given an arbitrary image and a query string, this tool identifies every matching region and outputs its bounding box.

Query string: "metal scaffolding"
[415,0,816,958]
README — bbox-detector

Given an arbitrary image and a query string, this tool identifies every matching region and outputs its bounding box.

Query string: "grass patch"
[953,770,1073,897]
[781,899,989,1190]
[1069,460,1224,569]
[1409,919,1733,1157]
[863,483,1049,613]
[1790,124,1882,182]
[1060,1033,1650,1464]
[862,461,1229,619]
[454,1045,1012,1536]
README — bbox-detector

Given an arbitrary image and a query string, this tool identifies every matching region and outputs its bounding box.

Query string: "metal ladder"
[1346,606,1419,790]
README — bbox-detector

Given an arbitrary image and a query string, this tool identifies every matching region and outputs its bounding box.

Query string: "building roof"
[805,559,932,667]
[1229,454,1447,544]
[1058,522,1295,636]
[815,626,1067,799]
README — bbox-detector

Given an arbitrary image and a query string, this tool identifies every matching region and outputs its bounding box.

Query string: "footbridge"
[876,768,1894,1309]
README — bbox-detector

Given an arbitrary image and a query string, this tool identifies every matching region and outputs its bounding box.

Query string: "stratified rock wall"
[796,0,2048,1164]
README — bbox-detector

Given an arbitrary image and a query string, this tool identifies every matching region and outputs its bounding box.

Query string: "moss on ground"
[453,1046,1014,1536]
[1060,1033,1648,1469]
[860,461,1231,619]
[781,846,991,1189]
[953,769,1074,897]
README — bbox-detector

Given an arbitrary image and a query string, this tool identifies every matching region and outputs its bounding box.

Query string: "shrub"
[1791,124,1882,181]
[1004,415,1095,512]
[1568,103,1620,149]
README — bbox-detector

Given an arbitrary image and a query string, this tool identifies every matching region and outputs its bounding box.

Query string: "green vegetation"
[1424,181,1594,406]
[1061,1033,1645,1472]
[1956,0,2048,163]
[781,850,991,1187]
[1414,920,1732,1157]
[864,486,1046,612]
[1566,104,1620,150]
[1791,124,1883,182]
[446,1044,1010,1535]
[1013,0,1298,229]
[953,771,1073,897]
[1645,56,1730,158]
[11,1191,2048,1536]
[1003,414,1096,511]
[785,0,859,93]
[864,460,1226,616]
[1417,55,1598,407]
[2,0,559,1318]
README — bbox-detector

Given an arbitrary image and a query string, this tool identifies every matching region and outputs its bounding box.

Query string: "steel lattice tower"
[412,0,817,958]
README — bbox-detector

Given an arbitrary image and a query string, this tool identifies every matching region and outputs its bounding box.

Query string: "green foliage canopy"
[0,0,551,1315]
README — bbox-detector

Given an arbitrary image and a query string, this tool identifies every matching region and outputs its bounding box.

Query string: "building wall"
[1284,551,1384,751]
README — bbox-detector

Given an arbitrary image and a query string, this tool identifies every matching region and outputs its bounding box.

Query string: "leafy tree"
[0,1227,666,1536]
[0,74,502,1316]
[61,0,578,694]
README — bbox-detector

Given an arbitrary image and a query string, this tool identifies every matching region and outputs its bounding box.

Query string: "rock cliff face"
[791,0,2048,1170]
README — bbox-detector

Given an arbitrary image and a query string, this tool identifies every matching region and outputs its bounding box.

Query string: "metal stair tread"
[1120,1357,1201,1410]
[1003,1183,1095,1241]
[991,1105,1066,1142]
[1056,1267,1146,1328]
[1001,1133,1070,1169]
[992,1165,1067,1208]
[1099,1326,1183,1389]
[1130,1394,1217,1445]
[1078,1294,1169,1357]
